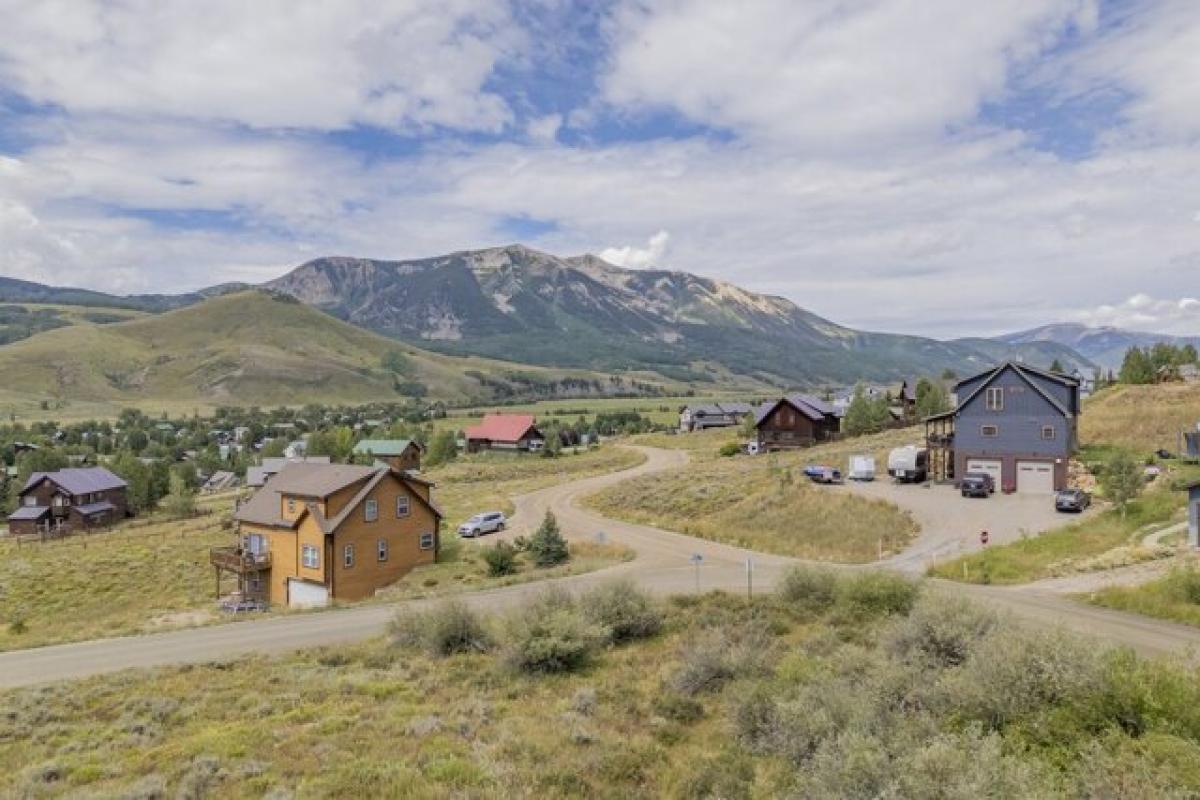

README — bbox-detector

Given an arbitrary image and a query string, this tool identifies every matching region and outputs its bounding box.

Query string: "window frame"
[301,544,320,569]
[364,498,378,523]
[377,539,389,562]
[286,498,296,514]
[1041,425,1056,440]
[981,424,999,438]
[419,532,435,551]
[396,494,410,518]
[985,387,1004,411]
[343,543,355,568]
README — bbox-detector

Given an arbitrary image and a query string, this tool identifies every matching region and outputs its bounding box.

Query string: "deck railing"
[210,546,272,573]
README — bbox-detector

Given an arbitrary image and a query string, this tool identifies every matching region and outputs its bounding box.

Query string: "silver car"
[458,511,507,538]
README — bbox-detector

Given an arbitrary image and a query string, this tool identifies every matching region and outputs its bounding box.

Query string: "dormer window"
[985,388,1004,411]
[287,498,296,514]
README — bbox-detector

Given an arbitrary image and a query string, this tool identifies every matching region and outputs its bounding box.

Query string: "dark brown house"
[754,395,840,451]
[352,439,423,472]
[6,467,129,536]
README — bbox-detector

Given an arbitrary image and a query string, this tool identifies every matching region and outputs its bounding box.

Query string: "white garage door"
[1016,461,1055,494]
[287,578,329,609]
[966,459,1002,483]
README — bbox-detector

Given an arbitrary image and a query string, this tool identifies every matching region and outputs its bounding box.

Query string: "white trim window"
[377,539,389,562]
[364,499,378,523]
[1042,426,1056,440]
[985,387,1004,411]
[396,495,410,518]
[343,544,355,568]
[302,544,320,569]
[981,424,999,438]
[419,532,435,550]
[287,498,296,514]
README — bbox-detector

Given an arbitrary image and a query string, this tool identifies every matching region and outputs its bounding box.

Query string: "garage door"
[1016,461,1055,494]
[287,578,329,609]
[966,459,1002,484]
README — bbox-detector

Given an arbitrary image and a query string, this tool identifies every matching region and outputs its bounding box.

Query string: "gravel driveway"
[835,479,1092,573]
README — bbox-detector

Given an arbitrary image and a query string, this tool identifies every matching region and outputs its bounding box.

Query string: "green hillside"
[0,291,673,416]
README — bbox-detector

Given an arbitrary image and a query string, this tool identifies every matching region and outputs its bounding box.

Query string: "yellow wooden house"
[214,462,441,607]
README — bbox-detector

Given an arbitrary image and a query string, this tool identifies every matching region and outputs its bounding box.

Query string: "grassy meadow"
[1082,382,1200,454]
[6,573,1200,797]
[585,428,922,562]
[1085,564,1200,628]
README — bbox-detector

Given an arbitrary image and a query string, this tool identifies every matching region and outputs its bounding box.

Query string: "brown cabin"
[7,467,129,536]
[222,463,442,608]
[754,395,840,451]
[352,439,423,472]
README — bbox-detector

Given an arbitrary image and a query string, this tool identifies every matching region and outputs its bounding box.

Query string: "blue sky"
[0,0,1198,337]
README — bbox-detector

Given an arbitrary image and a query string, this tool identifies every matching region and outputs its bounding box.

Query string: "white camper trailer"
[887,446,928,483]
[848,455,876,482]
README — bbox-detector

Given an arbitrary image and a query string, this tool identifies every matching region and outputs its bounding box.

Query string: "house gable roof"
[953,362,1074,418]
[353,439,422,457]
[21,467,127,497]
[464,414,540,443]
[754,394,834,426]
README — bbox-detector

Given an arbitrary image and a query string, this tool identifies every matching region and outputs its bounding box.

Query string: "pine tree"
[528,511,570,567]
[1048,358,1064,373]
[843,384,874,436]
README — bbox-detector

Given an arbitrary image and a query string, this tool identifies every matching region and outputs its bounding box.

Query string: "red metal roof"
[464,414,539,443]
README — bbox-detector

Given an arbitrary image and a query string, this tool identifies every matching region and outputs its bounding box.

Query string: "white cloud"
[1077,294,1200,334]
[0,0,520,133]
[603,0,1097,146]
[599,230,671,269]
[526,113,564,144]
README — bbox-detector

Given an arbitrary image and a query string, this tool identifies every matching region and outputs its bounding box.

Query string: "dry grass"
[1081,383,1200,454]
[428,445,646,527]
[0,513,233,651]
[6,586,1200,798]
[376,540,634,601]
[586,429,921,562]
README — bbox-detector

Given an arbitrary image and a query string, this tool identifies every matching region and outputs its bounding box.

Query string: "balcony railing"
[210,546,272,573]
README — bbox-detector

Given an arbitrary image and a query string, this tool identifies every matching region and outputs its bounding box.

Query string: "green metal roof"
[353,438,417,456]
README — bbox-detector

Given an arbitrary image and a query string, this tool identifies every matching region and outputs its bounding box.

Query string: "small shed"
[1187,480,1200,549]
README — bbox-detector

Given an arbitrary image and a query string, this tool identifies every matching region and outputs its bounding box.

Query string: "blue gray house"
[1184,480,1200,548]
[924,362,1081,493]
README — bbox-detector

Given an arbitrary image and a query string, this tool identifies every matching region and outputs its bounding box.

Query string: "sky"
[0,0,1198,338]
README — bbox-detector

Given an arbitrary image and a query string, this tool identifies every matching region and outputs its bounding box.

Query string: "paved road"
[1,446,1198,688]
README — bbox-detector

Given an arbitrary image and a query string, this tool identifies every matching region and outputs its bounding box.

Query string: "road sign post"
[690,553,703,593]
[746,557,754,599]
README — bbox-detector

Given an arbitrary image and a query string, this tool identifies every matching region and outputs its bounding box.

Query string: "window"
[396,495,410,518]
[1042,426,1056,440]
[981,424,999,437]
[377,539,389,562]
[23,496,35,507]
[343,544,355,568]
[985,387,1004,411]
[287,498,296,514]
[419,532,435,550]
[302,544,319,569]
[364,499,378,522]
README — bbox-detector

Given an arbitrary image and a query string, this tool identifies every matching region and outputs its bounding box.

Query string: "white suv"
[458,511,507,538]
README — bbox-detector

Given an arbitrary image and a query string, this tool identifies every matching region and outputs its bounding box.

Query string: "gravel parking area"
[835,479,1091,573]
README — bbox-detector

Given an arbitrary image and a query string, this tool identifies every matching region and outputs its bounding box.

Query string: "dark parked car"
[960,472,995,498]
[1055,489,1091,513]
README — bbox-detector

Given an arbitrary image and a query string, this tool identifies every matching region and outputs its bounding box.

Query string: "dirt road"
[1,446,1197,689]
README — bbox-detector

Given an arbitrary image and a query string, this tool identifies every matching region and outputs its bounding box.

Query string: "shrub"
[436,532,463,564]
[833,571,919,622]
[718,442,741,458]
[481,541,519,577]
[389,600,492,657]
[670,623,774,696]
[528,511,570,567]
[886,594,999,667]
[777,565,838,614]
[582,581,663,644]
[503,589,608,673]
[932,626,1104,729]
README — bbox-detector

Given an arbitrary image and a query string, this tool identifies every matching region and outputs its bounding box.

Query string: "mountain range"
[0,244,1126,390]
[999,323,1200,370]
